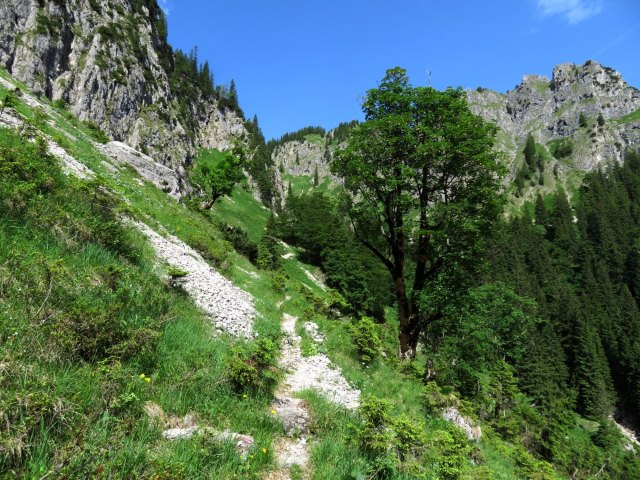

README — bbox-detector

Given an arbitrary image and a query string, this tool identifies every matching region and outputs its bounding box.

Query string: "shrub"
[224,337,280,393]
[353,397,429,477]
[167,266,188,278]
[549,139,573,159]
[579,113,588,128]
[350,316,382,364]
[82,120,110,144]
[217,223,258,263]
[269,270,288,293]
[423,382,459,416]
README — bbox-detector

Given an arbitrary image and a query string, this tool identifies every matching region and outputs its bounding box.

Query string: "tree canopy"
[331,67,505,358]
[189,145,246,208]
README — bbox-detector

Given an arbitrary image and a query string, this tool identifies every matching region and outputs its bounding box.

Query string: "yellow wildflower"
[145,377,151,383]
[262,448,267,454]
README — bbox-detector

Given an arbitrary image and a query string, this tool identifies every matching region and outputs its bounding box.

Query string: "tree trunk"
[202,193,221,210]
[395,274,419,359]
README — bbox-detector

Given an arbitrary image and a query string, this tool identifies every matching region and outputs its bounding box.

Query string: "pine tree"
[313,165,319,187]
[257,212,282,270]
[534,193,548,228]
[573,313,616,418]
[549,190,579,267]
[579,113,588,128]
[524,133,537,171]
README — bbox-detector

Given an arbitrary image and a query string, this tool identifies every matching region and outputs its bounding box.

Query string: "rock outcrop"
[268,62,640,203]
[467,61,640,176]
[0,0,246,175]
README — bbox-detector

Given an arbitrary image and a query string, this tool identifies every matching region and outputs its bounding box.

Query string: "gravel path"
[136,222,255,338]
[279,314,360,409]
[269,313,360,479]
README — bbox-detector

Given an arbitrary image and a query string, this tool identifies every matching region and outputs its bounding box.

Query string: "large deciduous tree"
[331,67,504,358]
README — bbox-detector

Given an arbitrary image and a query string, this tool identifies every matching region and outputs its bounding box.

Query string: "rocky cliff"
[0,0,245,178]
[467,61,640,198]
[271,62,640,202]
[273,140,337,182]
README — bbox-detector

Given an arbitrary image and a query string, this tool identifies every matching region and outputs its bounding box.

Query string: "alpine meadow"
[1,1,640,479]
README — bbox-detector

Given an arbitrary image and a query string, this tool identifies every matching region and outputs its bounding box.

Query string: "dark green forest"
[275,144,640,477]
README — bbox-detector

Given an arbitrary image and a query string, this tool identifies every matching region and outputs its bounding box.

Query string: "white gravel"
[280,314,359,410]
[274,437,309,469]
[136,222,255,337]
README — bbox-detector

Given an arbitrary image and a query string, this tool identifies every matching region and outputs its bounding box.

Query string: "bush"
[579,113,588,128]
[350,316,382,364]
[352,397,429,477]
[217,223,258,263]
[224,337,280,393]
[549,139,573,159]
[423,382,459,416]
[82,120,110,144]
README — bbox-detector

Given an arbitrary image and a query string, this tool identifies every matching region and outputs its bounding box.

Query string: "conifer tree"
[524,133,537,171]
[257,212,282,270]
[534,193,548,228]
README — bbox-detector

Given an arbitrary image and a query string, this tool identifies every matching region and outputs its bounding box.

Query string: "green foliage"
[167,265,188,278]
[422,382,459,416]
[244,116,278,206]
[350,316,382,364]
[597,112,606,126]
[0,91,15,114]
[224,337,280,393]
[279,190,392,319]
[352,397,430,477]
[332,67,505,357]
[548,138,573,159]
[217,222,258,264]
[431,282,538,397]
[265,125,326,153]
[35,8,63,39]
[579,112,588,128]
[524,133,537,170]
[329,120,359,145]
[189,147,245,207]
[0,79,286,479]
[257,213,283,271]
[82,120,110,143]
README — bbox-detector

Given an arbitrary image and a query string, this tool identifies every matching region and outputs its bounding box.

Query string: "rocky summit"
[468,61,640,174]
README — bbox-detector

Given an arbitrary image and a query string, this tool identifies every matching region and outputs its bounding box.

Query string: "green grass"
[214,187,270,242]
[2,66,631,479]
[304,133,326,147]
[615,108,640,125]
[0,75,282,478]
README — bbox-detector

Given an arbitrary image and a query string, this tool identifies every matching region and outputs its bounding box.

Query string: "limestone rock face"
[271,138,344,192]
[0,0,245,175]
[467,61,640,177]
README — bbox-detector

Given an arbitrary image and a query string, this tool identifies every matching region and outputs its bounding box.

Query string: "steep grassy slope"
[3,68,640,479]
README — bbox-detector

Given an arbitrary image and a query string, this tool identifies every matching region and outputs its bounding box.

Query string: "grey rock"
[97,141,182,198]
[0,0,246,181]
[467,61,640,181]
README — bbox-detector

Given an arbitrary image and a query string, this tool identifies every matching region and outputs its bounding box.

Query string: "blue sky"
[159,0,640,140]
